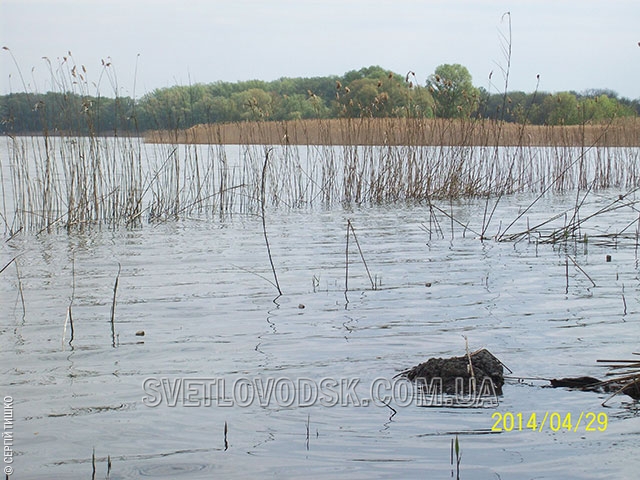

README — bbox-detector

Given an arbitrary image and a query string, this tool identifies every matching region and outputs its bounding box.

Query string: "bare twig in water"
[63,257,76,349]
[429,204,481,238]
[14,260,25,318]
[260,148,282,297]
[0,256,17,275]
[481,11,514,239]
[110,263,121,348]
[345,219,350,299]
[1,257,25,315]
[346,219,376,290]
[91,448,96,480]
[567,254,596,288]
[230,263,279,290]
[224,421,229,451]
[69,258,75,344]
[381,399,397,419]
[464,336,477,395]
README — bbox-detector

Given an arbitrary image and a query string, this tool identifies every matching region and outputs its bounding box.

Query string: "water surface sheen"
[2,191,640,479]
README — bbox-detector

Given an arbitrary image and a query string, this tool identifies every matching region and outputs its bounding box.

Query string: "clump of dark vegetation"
[401,349,505,395]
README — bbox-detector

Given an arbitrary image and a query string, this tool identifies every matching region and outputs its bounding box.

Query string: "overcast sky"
[1,0,639,99]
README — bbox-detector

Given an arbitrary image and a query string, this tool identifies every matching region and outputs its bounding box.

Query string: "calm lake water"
[1,140,640,479]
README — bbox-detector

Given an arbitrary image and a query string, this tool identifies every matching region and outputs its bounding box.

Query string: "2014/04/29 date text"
[491,412,608,432]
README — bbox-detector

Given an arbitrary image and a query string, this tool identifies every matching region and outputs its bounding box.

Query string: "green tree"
[406,86,435,118]
[543,92,580,125]
[342,78,380,117]
[427,64,479,118]
[580,94,634,122]
[230,88,273,120]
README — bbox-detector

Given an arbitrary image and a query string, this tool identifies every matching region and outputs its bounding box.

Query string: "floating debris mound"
[401,348,505,395]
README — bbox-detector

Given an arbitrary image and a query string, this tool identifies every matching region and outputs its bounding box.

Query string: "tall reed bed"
[3,134,144,232]
[151,117,640,147]
[3,130,638,235]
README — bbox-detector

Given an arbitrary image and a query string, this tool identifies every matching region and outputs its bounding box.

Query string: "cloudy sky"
[1,0,639,99]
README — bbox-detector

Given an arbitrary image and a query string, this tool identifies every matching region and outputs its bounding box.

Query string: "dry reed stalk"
[566,254,596,287]
[14,260,25,317]
[65,257,76,348]
[344,219,350,298]
[464,336,476,395]
[0,256,25,317]
[345,219,376,290]
[91,448,96,480]
[110,263,121,348]
[62,305,72,350]
[260,148,282,297]
[0,256,17,275]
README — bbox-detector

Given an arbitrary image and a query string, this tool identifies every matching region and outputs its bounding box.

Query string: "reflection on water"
[2,147,640,478]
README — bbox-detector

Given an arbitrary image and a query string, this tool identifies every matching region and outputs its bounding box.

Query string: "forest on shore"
[1,64,638,135]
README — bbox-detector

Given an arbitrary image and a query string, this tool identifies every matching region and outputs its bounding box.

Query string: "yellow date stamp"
[491,411,608,433]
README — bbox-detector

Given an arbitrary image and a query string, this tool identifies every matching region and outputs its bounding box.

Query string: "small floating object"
[135,330,145,337]
[425,282,432,287]
[605,255,612,262]
[550,376,601,389]
[298,304,305,309]
[549,376,640,399]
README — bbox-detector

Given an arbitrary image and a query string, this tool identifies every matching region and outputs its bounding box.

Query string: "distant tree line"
[1,64,638,134]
